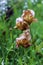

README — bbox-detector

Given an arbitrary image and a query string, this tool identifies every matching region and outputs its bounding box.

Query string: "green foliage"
[0,0,43,65]
[30,21,43,53]
[30,21,43,40]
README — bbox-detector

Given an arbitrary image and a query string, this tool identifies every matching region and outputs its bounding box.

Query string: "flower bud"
[15,17,29,30]
[21,9,35,24]
[16,29,31,48]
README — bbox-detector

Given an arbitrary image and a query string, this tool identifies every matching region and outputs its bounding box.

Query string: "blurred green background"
[0,0,43,65]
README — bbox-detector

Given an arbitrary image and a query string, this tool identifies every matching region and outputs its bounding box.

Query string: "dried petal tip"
[33,18,38,22]
[30,10,35,17]
[16,17,23,23]
[23,43,32,48]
